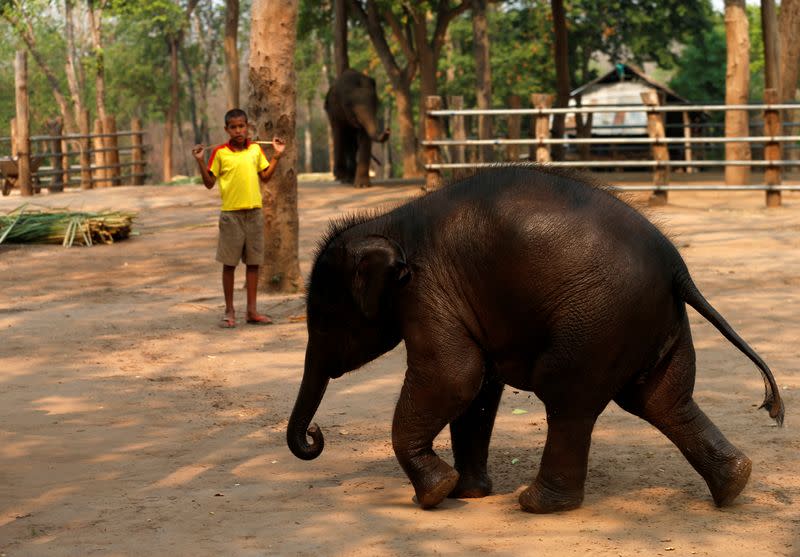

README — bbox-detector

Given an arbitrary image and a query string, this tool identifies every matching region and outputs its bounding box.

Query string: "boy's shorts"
[216,208,264,266]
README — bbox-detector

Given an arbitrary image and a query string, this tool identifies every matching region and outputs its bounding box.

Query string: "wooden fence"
[0,116,149,197]
[422,90,800,207]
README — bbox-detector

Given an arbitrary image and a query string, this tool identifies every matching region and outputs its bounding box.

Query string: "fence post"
[61,134,69,188]
[15,50,33,196]
[10,118,16,156]
[507,95,521,162]
[80,110,92,189]
[763,88,782,208]
[448,95,465,166]
[682,111,695,173]
[131,118,144,185]
[530,93,553,163]
[48,117,64,192]
[641,90,669,206]
[93,118,107,187]
[424,95,443,191]
[104,115,121,186]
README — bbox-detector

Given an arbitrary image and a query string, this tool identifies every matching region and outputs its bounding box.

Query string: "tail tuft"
[759,393,785,426]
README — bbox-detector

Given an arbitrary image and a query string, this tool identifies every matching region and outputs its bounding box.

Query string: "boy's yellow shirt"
[208,141,269,211]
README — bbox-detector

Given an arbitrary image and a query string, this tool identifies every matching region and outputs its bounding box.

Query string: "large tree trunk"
[333,0,349,76]
[224,0,240,109]
[550,0,570,161]
[248,0,302,294]
[472,0,492,163]
[724,0,751,185]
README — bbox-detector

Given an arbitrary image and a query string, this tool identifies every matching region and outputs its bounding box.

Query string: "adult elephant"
[324,69,390,188]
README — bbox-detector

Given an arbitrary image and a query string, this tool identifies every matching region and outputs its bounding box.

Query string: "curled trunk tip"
[287,423,325,460]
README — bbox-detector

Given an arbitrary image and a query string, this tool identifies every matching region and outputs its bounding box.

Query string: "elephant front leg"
[448,373,504,499]
[392,346,485,509]
[519,414,597,513]
[354,130,372,188]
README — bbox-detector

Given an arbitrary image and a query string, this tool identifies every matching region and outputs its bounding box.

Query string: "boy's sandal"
[219,316,236,328]
[246,314,273,325]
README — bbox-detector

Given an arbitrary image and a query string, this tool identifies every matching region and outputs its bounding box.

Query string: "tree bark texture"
[550,0,570,161]
[760,0,781,92]
[248,0,302,294]
[224,0,240,109]
[333,0,349,76]
[88,1,110,184]
[778,0,800,102]
[14,51,32,197]
[778,0,800,162]
[724,0,751,185]
[163,36,180,182]
[472,0,492,163]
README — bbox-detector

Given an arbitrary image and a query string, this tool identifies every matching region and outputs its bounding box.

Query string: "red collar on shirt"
[225,139,252,152]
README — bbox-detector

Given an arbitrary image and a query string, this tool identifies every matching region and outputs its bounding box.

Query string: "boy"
[191,108,286,328]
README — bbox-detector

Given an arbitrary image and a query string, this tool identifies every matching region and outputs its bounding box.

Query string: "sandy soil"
[0,175,798,557]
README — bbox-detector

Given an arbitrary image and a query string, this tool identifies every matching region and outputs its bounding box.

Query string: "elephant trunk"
[286,350,330,460]
[353,106,390,143]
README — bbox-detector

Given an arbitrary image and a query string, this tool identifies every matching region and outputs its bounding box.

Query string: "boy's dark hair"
[224,108,248,126]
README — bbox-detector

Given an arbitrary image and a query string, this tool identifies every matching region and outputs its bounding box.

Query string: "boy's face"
[225,116,248,148]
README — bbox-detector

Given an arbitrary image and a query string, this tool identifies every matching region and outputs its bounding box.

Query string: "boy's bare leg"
[245,265,272,324]
[221,265,236,327]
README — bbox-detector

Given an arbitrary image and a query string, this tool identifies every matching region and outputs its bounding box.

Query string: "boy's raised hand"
[192,144,206,161]
[272,137,286,157]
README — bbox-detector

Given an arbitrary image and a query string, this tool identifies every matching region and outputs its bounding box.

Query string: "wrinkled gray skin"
[287,166,785,513]
[324,69,390,188]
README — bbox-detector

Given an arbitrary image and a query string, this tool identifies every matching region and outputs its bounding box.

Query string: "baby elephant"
[287,166,784,513]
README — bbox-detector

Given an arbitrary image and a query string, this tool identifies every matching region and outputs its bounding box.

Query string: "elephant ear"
[350,235,411,320]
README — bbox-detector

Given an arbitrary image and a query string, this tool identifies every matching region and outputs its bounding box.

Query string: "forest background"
[0,0,797,181]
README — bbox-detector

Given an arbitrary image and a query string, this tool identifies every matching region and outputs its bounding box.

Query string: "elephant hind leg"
[448,372,504,499]
[614,322,751,507]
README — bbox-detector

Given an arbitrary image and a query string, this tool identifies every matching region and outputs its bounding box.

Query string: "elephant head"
[287,233,410,460]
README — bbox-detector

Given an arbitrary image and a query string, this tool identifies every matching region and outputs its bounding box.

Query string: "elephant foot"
[413,460,460,509]
[354,182,370,188]
[706,453,751,507]
[518,480,584,514]
[448,472,492,499]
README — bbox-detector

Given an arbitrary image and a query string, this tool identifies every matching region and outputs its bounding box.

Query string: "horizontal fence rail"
[422,93,800,206]
[427,103,800,117]
[1,117,150,196]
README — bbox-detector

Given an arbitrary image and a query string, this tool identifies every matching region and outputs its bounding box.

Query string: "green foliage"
[669,5,766,103]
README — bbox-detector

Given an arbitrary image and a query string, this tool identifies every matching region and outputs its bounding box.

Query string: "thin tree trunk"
[248,0,302,293]
[724,0,751,185]
[778,0,800,102]
[224,0,240,109]
[550,0,570,161]
[304,97,313,173]
[333,0,349,76]
[88,0,109,184]
[472,0,492,163]
[778,0,800,163]
[163,36,179,182]
[2,10,78,133]
[64,0,85,132]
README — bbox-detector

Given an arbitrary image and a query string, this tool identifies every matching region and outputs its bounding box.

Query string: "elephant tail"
[675,270,785,425]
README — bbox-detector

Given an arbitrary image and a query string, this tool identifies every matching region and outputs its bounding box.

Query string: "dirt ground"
[0,174,798,557]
